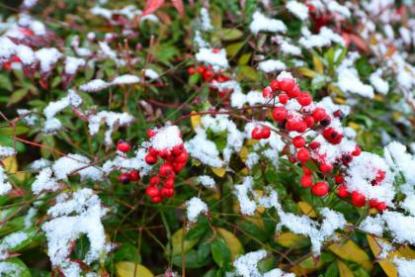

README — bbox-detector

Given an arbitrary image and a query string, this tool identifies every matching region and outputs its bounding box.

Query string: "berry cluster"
[144,128,188,203]
[116,141,141,184]
[254,76,387,210]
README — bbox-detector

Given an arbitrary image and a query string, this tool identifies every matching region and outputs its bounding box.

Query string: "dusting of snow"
[186,197,208,223]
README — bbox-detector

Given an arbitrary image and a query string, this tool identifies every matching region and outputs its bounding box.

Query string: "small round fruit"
[272,107,287,122]
[129,170,140,181]
[300,174,313,188]
[117,141,131,153]
[311,182,329,197]
[351,191,366,207]
[146,186,159,197]
[296,148,310,163]
[118,173,130,184]
[336,185,349,198]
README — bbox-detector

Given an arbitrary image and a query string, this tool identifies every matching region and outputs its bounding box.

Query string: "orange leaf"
[143,0,165,16]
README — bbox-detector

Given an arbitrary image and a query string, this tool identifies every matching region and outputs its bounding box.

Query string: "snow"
[0,146,15,158]
[249,11,287,35]
[359,215,385,236]
[144,69,160,80]
[0,167,12,196]
[286,1,309,20]
[52,154,103,181]
[42,189,109,276]
[80,75,140,92]
[299,27,344,49]
[394,258,415,277]
[150,125,183,151]
[195,48,229,70]
[186,197,208,223]
[88,111,134,145]
[200,8,213,31]
[233,250,267,277]
[64,57,85,75]
[234,177,257,216]
[102,148,152,177]
[35,48,62,73]
[258,59,286,73]
[185,129,224,168]
[382,211,415,245]
[198,175,216,189]
[31,168,58,195]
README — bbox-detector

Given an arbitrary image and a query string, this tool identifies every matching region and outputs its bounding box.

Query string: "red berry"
[262,86,273,98]
[285,119,298,131]
[302,166,313,175]
[334,175,344,184]
[160,187,174,198]
[147,129,156,138]
[260,126,271,139]
[351,191,366,207]
[151,196,162,203]
[129,170,140,181]
[320,163,333,173]
[369,199,379,209]
[149,176,161,186]
[297,148,310,163]
[304,116,315,127]
[352,146,361,156]
[312,108,327,122]
[172,144,184,156]
[309,141,320,149]
[311,182,329,197]
[145,154,158,165]
[159,163,174,177]
[118,173,130,184]
[173,162,186,172]
[117,141,131,152]
[376,202,387,212]
[278,93,289,104]
[272,107,287,122]
[196,65,206,74]
[146,186,159,197]
[300,174,313,188]
[292,136,306,148]
[295,121,308,133]
[278,78,296,93]
[202,70,214,81]
[251,127,263,140]
[323,128,343,144]
[336,185,349,198]
[176,151,188,163]
[187,67,196,75]
[164,176,175,188]
[270,80,280,91]
[297,92,312,106]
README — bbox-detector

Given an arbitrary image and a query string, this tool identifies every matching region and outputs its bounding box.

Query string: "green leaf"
[0,258,31,277]
[211,238,231,267]
[0,126,29,136]
[226,42,245,58]
[219,28,243,41]
[171,228,200,256]
[8,89,28,105]
[113,243,141,264]
[0,74,12,91]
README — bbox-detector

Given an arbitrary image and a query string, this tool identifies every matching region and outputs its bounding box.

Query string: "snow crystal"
[186,197,208,223]
[150,125,183,151]
[233,250,267,277]
[382,211,415,245]
[80,75,140,92]
[144,69,160,80]
[29,158,51,172]
[185,129,224,168]
[31,168,58,195]
[43,118,62,133]
[200,8,213,31]
[35,48,62,73]
[195,48,229,70]
[102,148,152,177]
[0,167,11,196]
[198,175,215,189]
[52,154,103,181]
[0,261,21,275]
[0,146,15,158]
[359,215,385,236]
[88,111,134,145]
[394,258,415,277]
[16,45,35,65]
[299,27,344,49]
[249,11,287,35]
[337,66,374,98]
[286,1,309,20]
[258,59,286,73]
[234,177,257,216]
[64,57,85,75]
[111,74,140,85]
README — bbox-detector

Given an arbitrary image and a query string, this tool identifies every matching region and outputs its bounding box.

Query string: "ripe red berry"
[151,196,162,203]
[376,202,387,212]
[352,146,361,156]
[270,80,280,91]
[118,173,130,184]
[304,115,315,127]
[147,129,156,138]
[295,121,308,133]
[173,162,186,172]
[272,107,287,122]
[302,166,313,175]
[369,199,380,209]
[300,174,313,188]
[336,185,349,198]
[287,84,301,98]
[312,108,327,122]
[172,144,184,156]
[296,148,310,163]
[202,70,214,81]
[145,154,158,165]
[187,67,196,75]
[351,191,366,207]
[278,93,289,104]
[159,163,174,177]
[278,78,296,93]
[146,186,159,197]
[117,141,131,153]
[334,175,344,184]
[319,163,333,173]
[251,127,263,140]
[285,119,298,131]
[292,136,306,148]
[309,141,320,149]
[176,151,188,163]
[129,170,140,181]
[311,182,329,197]
[196,65,206,74]
[149,176,161,186]
[260,126,271,139]
[297,92,312,106]
[323,128,343,144]
[164,176,175,188]
[160,187,174,198]
[262,86,273,98]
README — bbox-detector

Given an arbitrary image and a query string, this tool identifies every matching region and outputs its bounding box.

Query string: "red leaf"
[142,0,165,16]
[171,0,184,16]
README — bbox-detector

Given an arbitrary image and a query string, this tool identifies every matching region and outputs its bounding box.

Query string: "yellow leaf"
[275,232,308,249]
[348,122,361,131]
[171,228,199,256]
[337,260,354,277]
[2,156,17,173]
[297,67,317,78]
[190,112,201,130]
[329,240,372,271]
[298,201,317,218]
[239,146,249,162]
[211,167,226,177]
[216,227,244,259]
[254,190,265,213]
[334,97,347,104]
[367,235,397,277]
[115,262,153,277]
[290,256,324,275]
[312,54,324,74]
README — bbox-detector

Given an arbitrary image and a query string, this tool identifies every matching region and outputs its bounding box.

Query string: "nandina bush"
[1,0,415,276]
